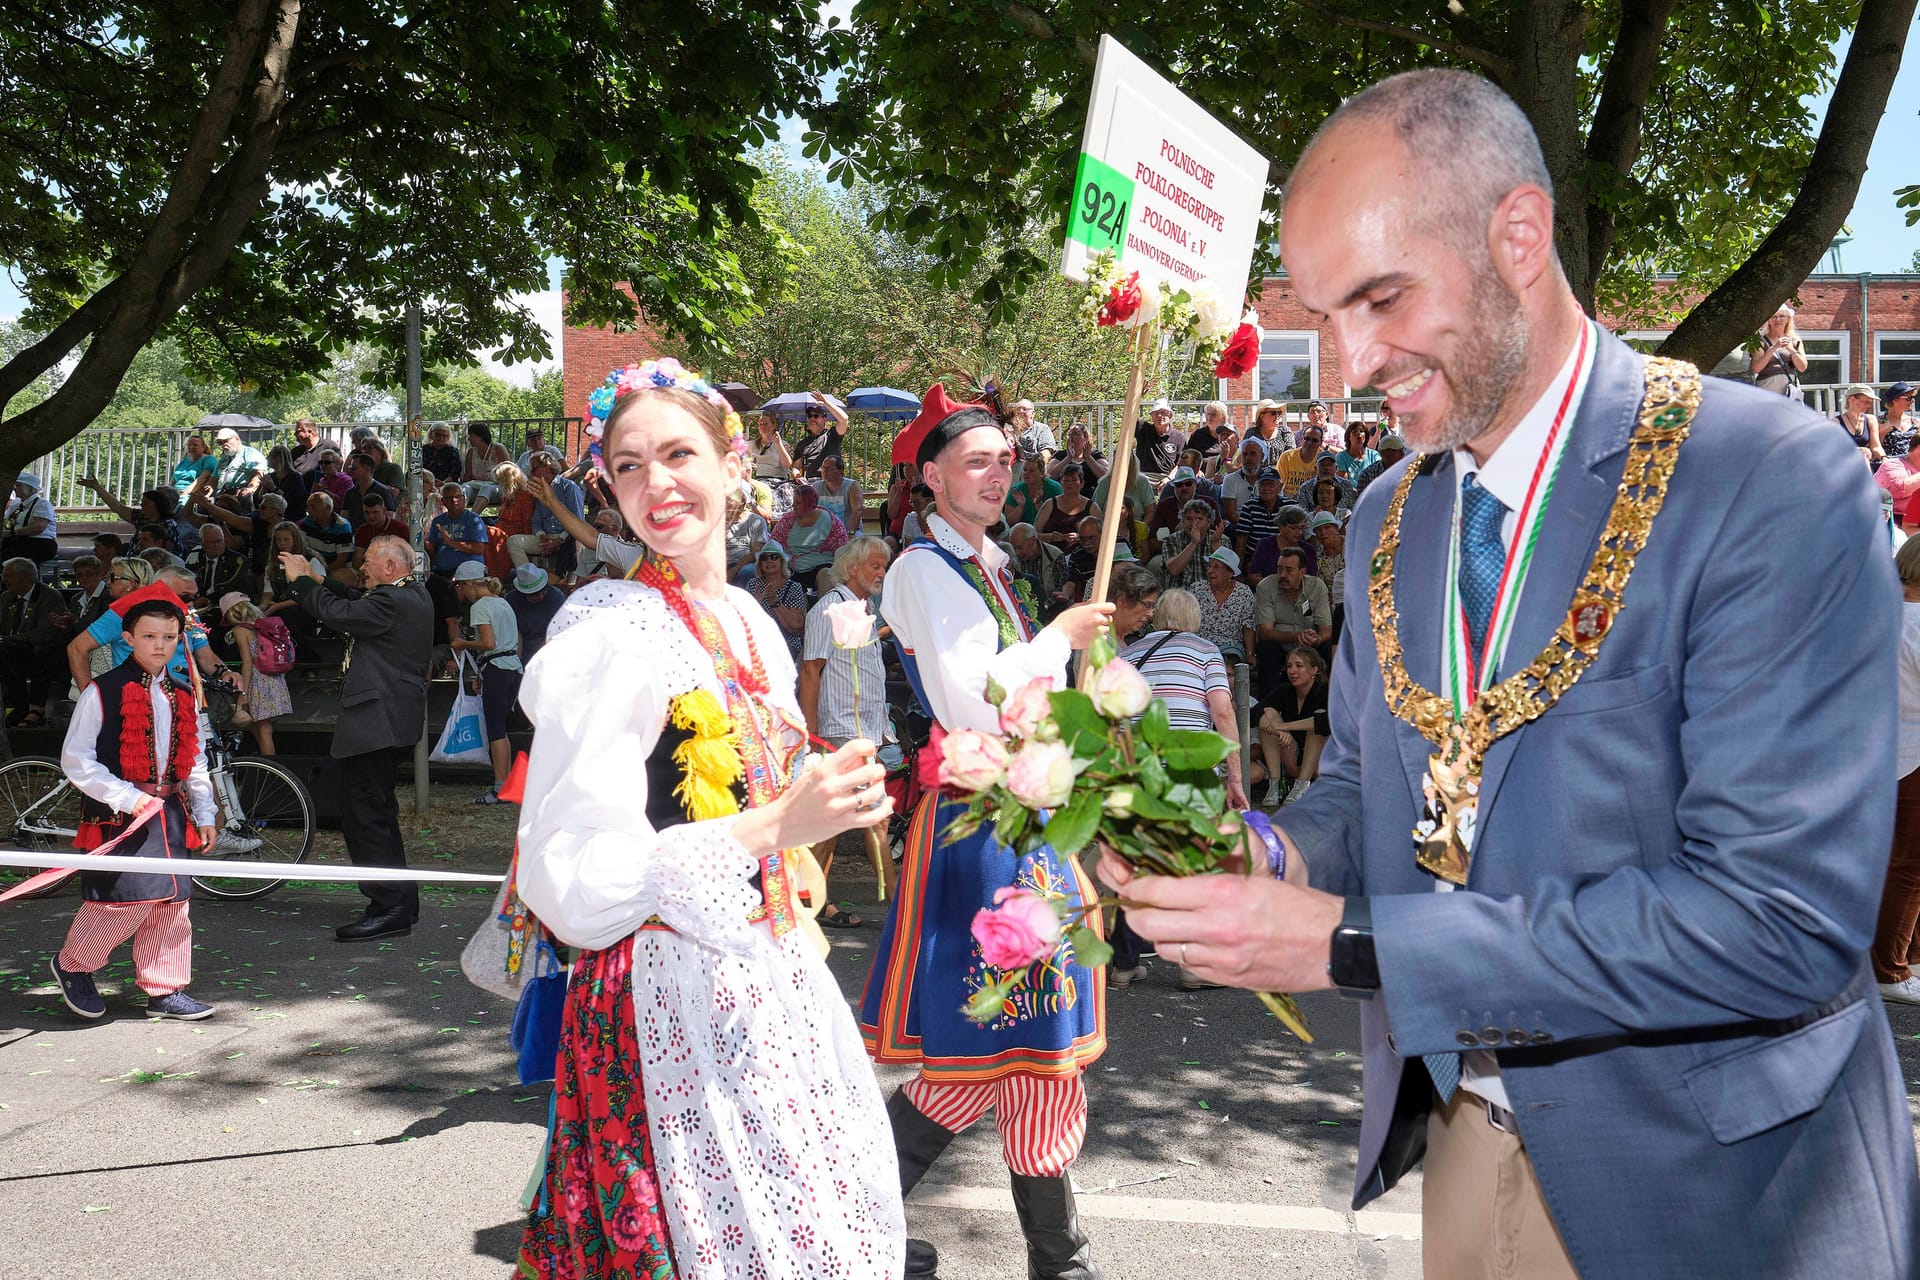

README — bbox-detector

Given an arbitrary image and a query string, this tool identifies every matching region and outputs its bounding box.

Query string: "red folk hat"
[890,383,1001,468]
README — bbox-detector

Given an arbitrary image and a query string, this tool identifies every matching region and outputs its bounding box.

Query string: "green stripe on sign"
[1067,152,1134,254]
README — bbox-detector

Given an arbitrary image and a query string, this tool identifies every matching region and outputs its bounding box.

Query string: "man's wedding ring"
[1179,942,1191,966]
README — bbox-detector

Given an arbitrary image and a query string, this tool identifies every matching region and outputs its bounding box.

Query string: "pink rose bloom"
[999,676,1055,741]
[822,597,875,648]
[1080,656,1152,720]
[971,886,1062,969]
[939,728,1010,792]
[1004,739,1077,810]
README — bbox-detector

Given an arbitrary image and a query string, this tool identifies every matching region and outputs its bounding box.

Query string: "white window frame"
[1797,329,1849,388]
[1877,332,1920,384]
[1250,329,1318,403]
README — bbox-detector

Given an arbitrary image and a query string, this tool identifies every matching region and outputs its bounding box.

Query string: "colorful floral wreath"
[583,357,746,469]
[1076,249,1261,378]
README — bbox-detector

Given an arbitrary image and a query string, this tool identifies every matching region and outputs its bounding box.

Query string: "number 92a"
[1081,182,1128,244]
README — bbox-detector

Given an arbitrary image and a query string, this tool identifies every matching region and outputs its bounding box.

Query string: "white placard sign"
[1059,34,1271,292]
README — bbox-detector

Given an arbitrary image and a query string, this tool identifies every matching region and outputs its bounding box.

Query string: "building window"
[1878,333,1920,386]
[1255,331,1316,402]
[1618,329,1780,382]
[1798,331,1847,387]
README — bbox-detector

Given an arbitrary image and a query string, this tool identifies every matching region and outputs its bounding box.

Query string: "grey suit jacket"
[1282,331,1919,1277]
[293,576,433,759]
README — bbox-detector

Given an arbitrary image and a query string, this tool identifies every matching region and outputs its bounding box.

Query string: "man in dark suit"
[280,534,432,941]
[1112,70,1917,1278]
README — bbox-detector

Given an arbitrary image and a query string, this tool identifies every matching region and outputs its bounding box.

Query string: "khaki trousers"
[1422,1087,1579,1280]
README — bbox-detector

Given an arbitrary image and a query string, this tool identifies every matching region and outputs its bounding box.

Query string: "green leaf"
[993,801,1031,849]
[1160,729,1233,770]
[1066,924,1113,968]
[1048,689,1112,756]
[1041,788,1102,858]
[1138,699,1172,748]
[964,984,1008,1022]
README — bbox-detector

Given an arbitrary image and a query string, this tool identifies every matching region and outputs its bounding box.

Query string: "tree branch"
[1001,2,1096,67]
[0,280,121,406]
[1581,0,1680,288]
[1662,0,1917,368]
[1293,1,1512,77]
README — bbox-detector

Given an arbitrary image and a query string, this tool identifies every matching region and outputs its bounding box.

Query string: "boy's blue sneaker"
[147,991,214,1021]
[49,957,105,1020]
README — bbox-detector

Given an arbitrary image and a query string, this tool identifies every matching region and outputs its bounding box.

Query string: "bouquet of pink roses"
[937,634,1312,1041]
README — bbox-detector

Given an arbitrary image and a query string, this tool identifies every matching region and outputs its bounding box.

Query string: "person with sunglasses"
[793,390,850,479]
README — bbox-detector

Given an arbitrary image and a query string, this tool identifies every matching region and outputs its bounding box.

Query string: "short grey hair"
[1,557,34,579]
[1150,587,1201,635]
[1205,400,1228,421]
[1289,70,1552,263]
[1006,522,1038,541]
[1182,498,1214,519]
[158,566,197,595]
[1108,561,1161,606]
[1276,504,1309,528]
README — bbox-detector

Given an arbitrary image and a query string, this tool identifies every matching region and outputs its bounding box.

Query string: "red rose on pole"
[1097,271,1145,327]
[1213,322,1260,378]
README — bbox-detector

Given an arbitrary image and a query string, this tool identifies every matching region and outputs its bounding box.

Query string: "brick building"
[1226,272,1920,404]
[558,288,669,454]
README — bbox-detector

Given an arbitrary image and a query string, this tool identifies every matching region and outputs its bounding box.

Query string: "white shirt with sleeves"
[880,513,1070,733]
[62,677,216,827]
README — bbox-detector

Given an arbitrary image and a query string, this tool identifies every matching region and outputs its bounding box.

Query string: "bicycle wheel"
[193,758,316,901]
[0,756,80,899]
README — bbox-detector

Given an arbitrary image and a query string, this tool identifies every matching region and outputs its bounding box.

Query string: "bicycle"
[0,727,317,901]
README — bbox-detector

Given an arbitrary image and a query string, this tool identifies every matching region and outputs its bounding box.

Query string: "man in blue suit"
[1112,70,1918,1278]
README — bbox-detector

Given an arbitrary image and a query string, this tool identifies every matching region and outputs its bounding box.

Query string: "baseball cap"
[1169,465,1197,483]
[1150,398,1173,414]
[451,560,488,582]
[1379,433,1407,450]
[1315,450,1339,463]
[512,564,549,594]
[214,428,241,445]
[1309,512,1341,531]
[1886,382,1917,407]
[217,591,250,615]
[1208,546,1241,575]
[1257,466,1281,482]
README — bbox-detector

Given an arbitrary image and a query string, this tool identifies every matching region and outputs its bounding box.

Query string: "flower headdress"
[583,357,746,469]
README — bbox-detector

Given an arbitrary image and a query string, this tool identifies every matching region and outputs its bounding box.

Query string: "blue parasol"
[755,391,846,420]
[845,387,923,421]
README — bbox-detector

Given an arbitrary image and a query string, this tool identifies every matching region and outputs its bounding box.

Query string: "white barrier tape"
[0,848,504,884]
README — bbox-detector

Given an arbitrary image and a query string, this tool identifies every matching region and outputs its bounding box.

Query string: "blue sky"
[4,28,1914,388]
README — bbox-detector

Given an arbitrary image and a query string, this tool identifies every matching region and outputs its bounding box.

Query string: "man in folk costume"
[863,384,1116,1279]
[48,597,219,1021]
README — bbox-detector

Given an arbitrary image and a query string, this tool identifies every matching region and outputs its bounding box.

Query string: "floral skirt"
[517,942,675,1280]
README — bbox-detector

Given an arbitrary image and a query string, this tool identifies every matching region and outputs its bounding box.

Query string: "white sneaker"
[1877,976,1920,1006]
[1281,778,1311,806]
[212,828,263,855]
[1263,778,1288,808]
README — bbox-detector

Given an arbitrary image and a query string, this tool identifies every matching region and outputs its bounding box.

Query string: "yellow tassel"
[670,690,733,738]
[675,771,738,822]
[681,736,743,787]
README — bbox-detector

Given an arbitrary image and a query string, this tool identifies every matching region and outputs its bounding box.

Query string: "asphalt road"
[0,851,1914,1280]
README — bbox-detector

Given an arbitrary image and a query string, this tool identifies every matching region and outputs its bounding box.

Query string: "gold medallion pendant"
[1370,357,1702,885]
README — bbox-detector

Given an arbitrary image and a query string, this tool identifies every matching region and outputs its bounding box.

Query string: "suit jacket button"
[1456,1031,1480,1047]
[1530,1031,1554,1045]
[1482,1026,1502,1045]
[1507,1028,1528,1046]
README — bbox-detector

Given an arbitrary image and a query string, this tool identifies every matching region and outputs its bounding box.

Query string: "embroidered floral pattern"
[961,858,1083,1030]
[517,943,676,1280]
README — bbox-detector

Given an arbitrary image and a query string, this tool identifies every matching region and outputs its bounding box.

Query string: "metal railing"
[28,417,579,516]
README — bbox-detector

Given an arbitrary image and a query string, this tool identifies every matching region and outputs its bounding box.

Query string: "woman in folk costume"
[861,384,1117,1280]
[514,359,904,1280]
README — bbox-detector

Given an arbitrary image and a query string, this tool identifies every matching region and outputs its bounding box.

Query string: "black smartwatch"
[1327,896,1379,999]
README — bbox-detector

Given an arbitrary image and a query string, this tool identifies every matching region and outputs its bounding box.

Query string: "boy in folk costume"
[48,598,218,1021]
[862,385,1116,1280]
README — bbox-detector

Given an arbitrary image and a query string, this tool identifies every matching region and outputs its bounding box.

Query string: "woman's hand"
[737,739,892,853]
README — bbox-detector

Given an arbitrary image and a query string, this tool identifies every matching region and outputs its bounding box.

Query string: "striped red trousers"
[58,900,193,997]
[903,1070,1088,1177]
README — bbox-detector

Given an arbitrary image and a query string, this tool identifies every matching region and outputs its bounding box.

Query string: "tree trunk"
[1502,1,1593,311]
[1662,0,1917,369]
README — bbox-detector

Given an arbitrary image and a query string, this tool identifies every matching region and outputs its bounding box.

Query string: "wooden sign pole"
[1090,325,1152,606]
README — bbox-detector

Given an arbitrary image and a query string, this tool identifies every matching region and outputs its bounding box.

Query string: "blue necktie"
[1427,475,1509,1104]
[1457,474,1508,659]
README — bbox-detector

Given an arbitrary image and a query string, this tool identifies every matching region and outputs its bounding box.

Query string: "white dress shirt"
[62,676,216,826]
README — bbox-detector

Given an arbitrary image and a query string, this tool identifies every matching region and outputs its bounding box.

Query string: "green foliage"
[418,366,563,424]
[1899,185,1920,230]
[809,1,1856,329]
[0,321,56,417]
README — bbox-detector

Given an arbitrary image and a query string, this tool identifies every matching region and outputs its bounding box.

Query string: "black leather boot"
[888,1087,960,1277]
[1009,1172,1102,1280]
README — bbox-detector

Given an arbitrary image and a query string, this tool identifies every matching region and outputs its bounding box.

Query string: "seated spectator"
[514,426,551,473]
[1132,398,1187,485]
[1047,422,1109,483]
[1311,512,1346,605]
[1246,505,1318,585]
[1106,559,1162,652]
[494,462,535,550]
[259,523,323,624]
[340,452,396,528]
[749,542,807,661]
[1001,522,1068,622]
[91,532,125,566]
[1093,461,1154,526]
[422,425,462,485]
[899,484,936,543]
[1248,398,1293,461]
[1332,423,1379,484]
[507,564,566,664]
[80,478,192,554]
[1187,400,1230,460]
[769,484,848,597]
[0,556,74,726]
[288,418,342,475]
[1274,422,1324,492]
[725,495,770,588]
[1234,469,1285,568]
[1252,547,1332,700]
[1054,514,1105,613]
[1304,476,1352,524]
[2,472,58,565]
[263,444,308,512]
[1354,433,1407,495]
[135,524,187,569]
[1009,399,1056,461]
[1294,452,1356,511]
[1195,546,1255,666]
[221,594,291,757]
[1003,455,1061,528]
[211,428,269,505]
[1254,645,1330,807]
[1035,461,1101,553]
[1201,425,1240,478]
[1885,383,1918,459]
[193,490,286,582]
[512,451,584,572]
[171,434,219,494]
[1152,499,1227,591]
[1218,436,1267,526]
[311,450,354,503]
[1147,466,1221,540]
[66,555,112,630]
[351,492,410,567]
[426,482,488,576]
[362,437,406,493]
[184,524,255,624]
[462,423,511,509]
[299,492,355,568]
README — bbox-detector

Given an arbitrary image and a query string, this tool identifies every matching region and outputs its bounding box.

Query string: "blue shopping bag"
[510,940,567,1086]
[430,653,490,765]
